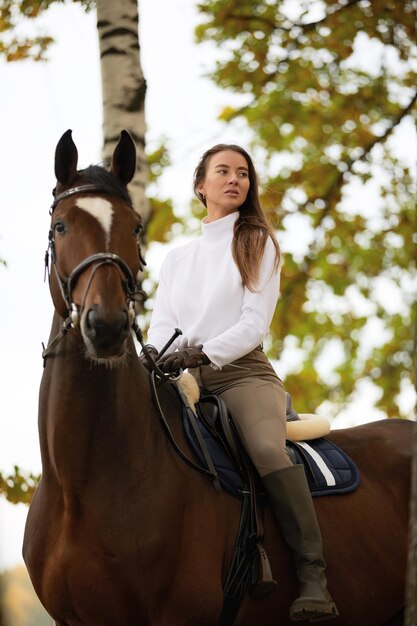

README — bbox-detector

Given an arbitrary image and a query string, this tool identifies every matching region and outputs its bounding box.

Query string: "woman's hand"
[158,345,210,373]
[139,345,159,370]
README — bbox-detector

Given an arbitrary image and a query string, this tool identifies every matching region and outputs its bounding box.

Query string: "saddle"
[183,392,360,499]
[178,387,360,626]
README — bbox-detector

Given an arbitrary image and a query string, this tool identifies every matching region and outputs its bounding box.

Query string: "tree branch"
[291,0,363,33]
[311,88,417,221]
[221,13,276,31]
[221,0,363,34]
[280,89,417,300]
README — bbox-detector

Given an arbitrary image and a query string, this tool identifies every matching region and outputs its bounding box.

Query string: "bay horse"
[23,130,412,626]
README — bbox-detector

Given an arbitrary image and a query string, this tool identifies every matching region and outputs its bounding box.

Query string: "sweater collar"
[201,211,239,243]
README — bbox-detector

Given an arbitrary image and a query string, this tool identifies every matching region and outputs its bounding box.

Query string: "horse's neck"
[40,313,160,490]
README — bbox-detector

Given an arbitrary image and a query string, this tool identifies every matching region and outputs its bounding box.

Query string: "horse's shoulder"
[156,380,183,421]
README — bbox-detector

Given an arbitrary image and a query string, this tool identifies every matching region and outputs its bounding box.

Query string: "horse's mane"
[81,165,132,204]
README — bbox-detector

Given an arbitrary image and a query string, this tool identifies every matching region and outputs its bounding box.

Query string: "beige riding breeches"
[190,347,292,476]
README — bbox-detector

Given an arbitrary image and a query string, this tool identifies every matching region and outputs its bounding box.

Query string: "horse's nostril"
[83,307,130,356]
[86,309,97,334]
[86,309,93,328]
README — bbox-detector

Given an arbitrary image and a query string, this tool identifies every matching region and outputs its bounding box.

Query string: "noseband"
[43,184,147,363]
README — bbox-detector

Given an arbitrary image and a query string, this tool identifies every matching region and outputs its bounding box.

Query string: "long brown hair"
[193,144,280,291]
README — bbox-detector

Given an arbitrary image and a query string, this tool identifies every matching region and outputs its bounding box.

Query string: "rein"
[149,371,221,489]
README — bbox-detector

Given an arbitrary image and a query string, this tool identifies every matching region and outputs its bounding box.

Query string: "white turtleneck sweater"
[147,211,280,368]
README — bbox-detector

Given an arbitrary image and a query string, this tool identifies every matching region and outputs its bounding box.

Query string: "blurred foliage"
[196,0,417,417]
[146,143,182,244]
[0,565,52,625]
[0,467,39,504]
[0,0,93,61]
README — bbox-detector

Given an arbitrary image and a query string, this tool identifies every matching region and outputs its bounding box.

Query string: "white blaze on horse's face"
[76,197,114,247]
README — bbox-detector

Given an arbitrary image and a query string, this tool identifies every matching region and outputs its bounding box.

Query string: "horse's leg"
[382,609,404,626]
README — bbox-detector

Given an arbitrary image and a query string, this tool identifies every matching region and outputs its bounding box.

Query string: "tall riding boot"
[262,464,339,622]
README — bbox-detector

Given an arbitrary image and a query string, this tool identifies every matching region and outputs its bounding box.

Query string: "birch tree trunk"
[96,0,148,222]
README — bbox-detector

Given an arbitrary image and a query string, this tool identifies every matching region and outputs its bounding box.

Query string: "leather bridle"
[42,184,159,370]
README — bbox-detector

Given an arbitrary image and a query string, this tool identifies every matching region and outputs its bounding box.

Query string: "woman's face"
[197,150,250,220]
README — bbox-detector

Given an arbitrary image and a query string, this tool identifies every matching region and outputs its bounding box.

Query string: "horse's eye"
[54,221,66,235]
[133,223,142,237]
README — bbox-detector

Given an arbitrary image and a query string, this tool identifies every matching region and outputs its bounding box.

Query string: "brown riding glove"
[158,345,210,373]
[139,344,159,370]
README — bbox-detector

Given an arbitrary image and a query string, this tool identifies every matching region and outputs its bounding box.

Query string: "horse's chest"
[40,532,223,626]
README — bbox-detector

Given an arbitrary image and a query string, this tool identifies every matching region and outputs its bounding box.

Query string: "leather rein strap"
[149,371,222,488]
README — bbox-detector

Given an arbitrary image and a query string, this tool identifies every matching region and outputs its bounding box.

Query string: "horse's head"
[47,129,144,363]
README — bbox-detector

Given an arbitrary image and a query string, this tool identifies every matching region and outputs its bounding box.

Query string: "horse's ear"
[55,129,78,185]
[110,130,136,185]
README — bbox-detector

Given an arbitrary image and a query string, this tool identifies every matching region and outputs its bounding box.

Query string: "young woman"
[144,144,339,622]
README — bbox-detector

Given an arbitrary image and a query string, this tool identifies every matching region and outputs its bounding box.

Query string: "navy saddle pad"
[182,405,360,499]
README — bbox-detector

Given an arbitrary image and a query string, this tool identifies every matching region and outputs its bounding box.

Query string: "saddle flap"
[197,395,245,474]
[183,396,245,498]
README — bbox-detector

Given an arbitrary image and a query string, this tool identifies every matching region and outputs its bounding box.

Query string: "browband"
[51,184,108,211]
